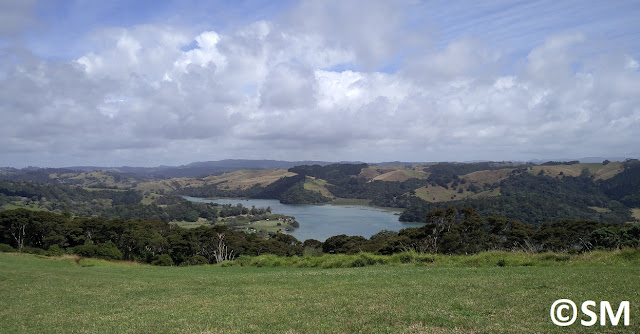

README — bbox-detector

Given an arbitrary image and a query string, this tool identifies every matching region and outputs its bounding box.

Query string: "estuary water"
[184,197,423,241]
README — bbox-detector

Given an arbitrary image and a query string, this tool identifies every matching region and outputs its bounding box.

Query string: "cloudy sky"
[1,0,639,167]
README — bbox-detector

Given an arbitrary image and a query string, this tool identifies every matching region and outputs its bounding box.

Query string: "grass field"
[303,176,334,198]
[1,252,638,333]
[527,162,623,180]
[172,215,297,234]
[372,169,429,182]
[414,185,500,203]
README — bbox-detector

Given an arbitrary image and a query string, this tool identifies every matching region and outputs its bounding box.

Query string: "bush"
[22,246,46,255]
[350,258,366,267]
[0,243,15,252]
[151,254,175,266]
[46,245,64,256]
[181,255,209,266]
[234,255,252,266]
[74,245,98,258]
[95,242,123,260]
[496,259,506,267]
[392,252,414,264]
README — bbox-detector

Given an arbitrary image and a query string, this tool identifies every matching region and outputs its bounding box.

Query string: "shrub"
[392,252,414,264]
[96,242,123,260]
[496,259,506,267]
[416,255,435,264]
[350,258,366,267]
[151,254,175,266]
[23,246,46,255]
[74,245,97,257]
[234,255,252,266]
[181,255,209,266]
[46,245,64,256]
[0,243,15,252]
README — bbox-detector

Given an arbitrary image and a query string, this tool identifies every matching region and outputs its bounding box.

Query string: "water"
[184,197,423,241]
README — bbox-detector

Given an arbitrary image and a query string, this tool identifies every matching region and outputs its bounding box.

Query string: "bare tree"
[10,218,28,252]
[213,233,235,264]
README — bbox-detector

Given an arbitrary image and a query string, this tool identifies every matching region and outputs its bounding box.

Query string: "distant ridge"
[4,157,636,180]
[61,159,338,179]
[528,157,630,164]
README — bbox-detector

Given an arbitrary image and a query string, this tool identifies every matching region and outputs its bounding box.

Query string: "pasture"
[1,252,638,333]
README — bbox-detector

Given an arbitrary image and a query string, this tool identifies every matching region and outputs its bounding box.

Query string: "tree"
[213,233,235,264]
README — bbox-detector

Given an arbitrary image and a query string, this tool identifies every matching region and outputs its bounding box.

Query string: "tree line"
[1,207,638,266]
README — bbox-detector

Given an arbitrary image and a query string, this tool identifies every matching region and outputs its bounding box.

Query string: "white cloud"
[1,1,639,167]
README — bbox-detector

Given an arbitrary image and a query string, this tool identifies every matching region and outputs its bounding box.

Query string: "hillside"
[2,160,639,226]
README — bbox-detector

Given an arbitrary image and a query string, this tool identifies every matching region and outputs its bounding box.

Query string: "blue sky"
[1,0,639,167]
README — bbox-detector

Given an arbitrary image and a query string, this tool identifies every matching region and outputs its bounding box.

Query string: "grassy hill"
[3,161,636,224]
[303,176,335,198]
[527,162,623,180]
[1,252,638,333]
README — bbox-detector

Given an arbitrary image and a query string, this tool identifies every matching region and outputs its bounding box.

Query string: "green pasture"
[0,252,638,333]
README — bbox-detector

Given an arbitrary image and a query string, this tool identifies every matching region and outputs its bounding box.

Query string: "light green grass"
[588,206,612,213]
[225,249,640,268]
[0,252,638,333]
[140,192,162,205]
[303,176,334,198]
[170,221,212,229]
[172,215,297,233]
[2,202,45,211]
[528,162,623,180]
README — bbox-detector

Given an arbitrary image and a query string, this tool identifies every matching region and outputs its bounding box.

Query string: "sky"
[1,0,639,168]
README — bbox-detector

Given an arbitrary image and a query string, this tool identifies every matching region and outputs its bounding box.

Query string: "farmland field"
[1,252,638,333]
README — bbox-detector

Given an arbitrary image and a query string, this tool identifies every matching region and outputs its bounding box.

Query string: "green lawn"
[0,253,638,333]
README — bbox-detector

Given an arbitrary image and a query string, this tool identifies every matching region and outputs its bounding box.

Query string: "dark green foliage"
[599,159,640,207]
[0,243,15,252]
[400,171,632,224]
[280,183,330,204]
[322,234,367,254]
[74,244,98,258]
[0,180,141,207]
[46,244,64,256]
[74,243,123,260]
[181,255,209,266]
[96,242,124,260]
[589,227,621,250]
[254,175,307,199]
[424,162,505,188]
[540,160,580,166]
[0,208,638,262]
[288,163,367,183]
[151,254,174,266]
[327,178,429,208]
